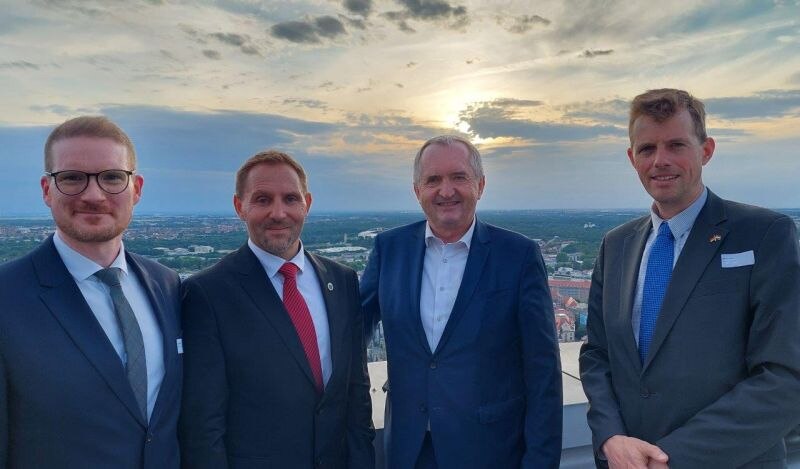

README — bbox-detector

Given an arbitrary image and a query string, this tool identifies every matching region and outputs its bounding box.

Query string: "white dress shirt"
[53,231,165,420]
[248,239,333,386]
[420,218,475,352]
[632,187,708,343]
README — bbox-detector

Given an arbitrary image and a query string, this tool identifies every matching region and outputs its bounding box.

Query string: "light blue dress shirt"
[53,231,165,421]
[248,239,333,386]
[632,187,708,343]
[420,218,475,353]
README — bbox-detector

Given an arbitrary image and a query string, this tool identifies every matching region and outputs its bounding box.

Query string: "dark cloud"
[579,49,613,58]
[395,83,404,88]
[341,15,367,30]
[383,0,469,32]
[460,102,621,142]
[209,32,261,56]
[497,14,551,34]
[344,0,372,17]
[271,16,347,44]
[0,61,39,70]
[490,98,544,107]
[202,49,222,60]
[283,98,328,110]
[314,16,346,38]
[705,89,800,119]
[406,61,417,68]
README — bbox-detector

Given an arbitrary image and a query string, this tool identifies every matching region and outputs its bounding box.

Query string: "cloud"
[406,61,417,68]
[283,98,329,110]
[562,98,629,124]
[314,16,347,39]
[343,0,372,17]
[497,14,551,34]
[383,0,469,32]
[459,102,621,142]
[705,89,800,119]
[271,16,347,44]
[0,61,39,70]
[28,104,95,115]
[489,98,544,107]
[202,49,222,60]
[208,32,261,56]
[790,72,800,85]
[341,15,367,30]
[579,49,614,58]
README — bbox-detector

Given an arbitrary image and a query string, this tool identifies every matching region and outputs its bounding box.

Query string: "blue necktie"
[639,222,674,363]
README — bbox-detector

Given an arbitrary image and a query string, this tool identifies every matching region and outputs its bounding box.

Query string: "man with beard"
[179,150,374,469]
[0,116,182,468]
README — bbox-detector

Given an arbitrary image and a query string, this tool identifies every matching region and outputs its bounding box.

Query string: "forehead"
[50,136,129,170]
[630,109,697,144]
[244,162,303,193]
[419,142,472,174]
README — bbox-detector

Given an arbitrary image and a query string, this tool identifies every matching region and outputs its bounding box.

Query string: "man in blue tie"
[579,89,800,468]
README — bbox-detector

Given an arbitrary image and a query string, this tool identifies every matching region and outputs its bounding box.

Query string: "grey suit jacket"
[579,190,800,468]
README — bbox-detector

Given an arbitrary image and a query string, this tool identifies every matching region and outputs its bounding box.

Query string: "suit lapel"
[433,220,490,356]
[33,237,147,427]
[620,217,650,372]
[409,224,432,355]
[644,193,728,370]
[126,253,177,425]
[306,253,344,405]
[232,245,318,391]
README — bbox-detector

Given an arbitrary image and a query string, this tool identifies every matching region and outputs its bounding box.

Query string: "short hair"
[44,116,136,172]
[235,150,308,197]
[629,88,707,144]
[413,135,484,184]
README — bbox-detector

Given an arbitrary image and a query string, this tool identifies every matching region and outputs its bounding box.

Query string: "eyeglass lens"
[54,170,131,195]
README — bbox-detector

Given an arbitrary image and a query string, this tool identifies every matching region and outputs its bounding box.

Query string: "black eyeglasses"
[45,170,135,196]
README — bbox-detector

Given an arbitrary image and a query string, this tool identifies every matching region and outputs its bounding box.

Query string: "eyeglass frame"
[44,169,136,196]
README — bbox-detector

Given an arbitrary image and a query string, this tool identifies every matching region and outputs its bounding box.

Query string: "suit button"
[429,361,437,369]
[316,457,323,467]
[640,388,651,398]
[419,404,427,413]
[146,433,153,442]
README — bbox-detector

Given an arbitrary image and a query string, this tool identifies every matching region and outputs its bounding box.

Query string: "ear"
[233,194,245,220]
[701,137,715,166]
[413,183,420,201]
[477,175,486,199]
[304,192,313,213]
[131,174,144,205]
[41,175,53,208]
[627,147,635,167]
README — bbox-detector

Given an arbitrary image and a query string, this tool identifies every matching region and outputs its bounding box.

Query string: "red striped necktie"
[278,262,323,394]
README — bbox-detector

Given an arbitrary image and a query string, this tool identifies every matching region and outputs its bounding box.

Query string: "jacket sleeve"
[346,270,376,469]
[579,238,629,456]
[360,235,382,341]
[179,279,230,469]
[520,243,563,469]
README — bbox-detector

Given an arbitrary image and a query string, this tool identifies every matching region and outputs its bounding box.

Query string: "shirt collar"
[424,217,476,249]
[247,238,307,278]
[53,230,128,282]
[649,186,708,239]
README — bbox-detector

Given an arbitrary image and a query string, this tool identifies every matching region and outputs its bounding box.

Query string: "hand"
[602,435,669,469]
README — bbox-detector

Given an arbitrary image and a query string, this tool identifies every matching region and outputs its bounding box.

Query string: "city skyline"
[1,0,799,215]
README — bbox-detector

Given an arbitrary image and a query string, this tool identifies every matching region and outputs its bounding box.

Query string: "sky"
[0,0,799,215]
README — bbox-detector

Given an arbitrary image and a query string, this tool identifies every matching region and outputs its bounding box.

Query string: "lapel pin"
[327,282,334,291]
[709,234,721,243]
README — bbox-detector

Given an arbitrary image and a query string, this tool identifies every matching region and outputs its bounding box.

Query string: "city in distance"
[3,209,799,361]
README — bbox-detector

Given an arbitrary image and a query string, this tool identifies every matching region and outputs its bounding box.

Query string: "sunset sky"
[1,0,799,214]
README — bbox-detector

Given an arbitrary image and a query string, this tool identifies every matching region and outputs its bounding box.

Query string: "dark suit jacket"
[0,235,182,469]
[179,244,374,469]
[579,190,800,468]
[360,219,562,469]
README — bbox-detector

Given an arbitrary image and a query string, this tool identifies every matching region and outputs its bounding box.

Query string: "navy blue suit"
[361,219,562,469]
[0,235,182,469]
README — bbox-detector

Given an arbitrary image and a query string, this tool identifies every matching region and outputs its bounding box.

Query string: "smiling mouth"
[436,201,460,206]
[651,175,678,181]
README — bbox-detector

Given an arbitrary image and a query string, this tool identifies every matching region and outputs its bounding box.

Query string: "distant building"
[549,278,591,303]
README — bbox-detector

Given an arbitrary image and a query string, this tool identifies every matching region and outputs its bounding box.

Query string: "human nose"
[80,175,106,200]
[269,200,288,220]
[653,144,671,167]
[437,178,455,197]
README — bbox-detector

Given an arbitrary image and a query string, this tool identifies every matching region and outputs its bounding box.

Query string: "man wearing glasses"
[0,116,182,468]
